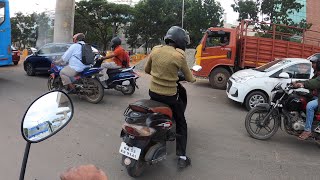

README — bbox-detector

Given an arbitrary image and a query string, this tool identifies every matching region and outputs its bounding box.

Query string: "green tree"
[11,12,52,48]
[74,0,133,50]
[184,0,224,47]
[126,0,182,53]
[231,0,259,21]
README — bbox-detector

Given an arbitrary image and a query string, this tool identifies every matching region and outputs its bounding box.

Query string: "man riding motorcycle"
[144,26,196,168]
[293,56,320,140]
[58,33,90,93]
[97,37,129,81]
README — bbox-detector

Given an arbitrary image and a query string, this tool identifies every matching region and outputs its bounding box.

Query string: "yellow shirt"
[144,45,196,96]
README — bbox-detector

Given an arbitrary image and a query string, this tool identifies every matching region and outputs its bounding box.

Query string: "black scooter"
[118,66,201,177]
[19,91,74,180]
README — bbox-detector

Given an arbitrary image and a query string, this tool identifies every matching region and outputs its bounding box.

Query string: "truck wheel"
[245,91,268,111]
[209,68,230,90]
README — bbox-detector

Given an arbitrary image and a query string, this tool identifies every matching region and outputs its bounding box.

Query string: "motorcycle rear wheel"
[124,156,145,178]
[245,107,280,140]
[84,78,104,103]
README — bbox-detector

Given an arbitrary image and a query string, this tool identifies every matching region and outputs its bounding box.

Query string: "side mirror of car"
[279,72,290,79]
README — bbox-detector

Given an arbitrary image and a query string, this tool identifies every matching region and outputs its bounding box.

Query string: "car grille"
[227,80,232,93]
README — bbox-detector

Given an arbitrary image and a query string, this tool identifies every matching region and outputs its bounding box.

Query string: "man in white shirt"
[60,33,89,93]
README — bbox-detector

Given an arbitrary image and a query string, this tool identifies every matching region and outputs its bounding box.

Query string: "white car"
[226,58,313,110]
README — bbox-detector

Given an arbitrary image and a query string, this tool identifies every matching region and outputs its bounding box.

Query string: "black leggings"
[149,90,188,156]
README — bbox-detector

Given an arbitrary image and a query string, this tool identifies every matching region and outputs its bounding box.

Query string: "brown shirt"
[144,45,196,96]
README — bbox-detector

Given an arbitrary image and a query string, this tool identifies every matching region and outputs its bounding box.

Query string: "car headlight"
[234,75,255,83]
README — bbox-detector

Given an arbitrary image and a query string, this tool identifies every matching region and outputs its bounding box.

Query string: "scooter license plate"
[119,142,141,160]
[122,80,130,85]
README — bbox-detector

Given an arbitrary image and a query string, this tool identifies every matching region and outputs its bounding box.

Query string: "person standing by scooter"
[144,26,196,168]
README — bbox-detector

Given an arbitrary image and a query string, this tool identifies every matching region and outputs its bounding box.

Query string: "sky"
[9,0,239,24]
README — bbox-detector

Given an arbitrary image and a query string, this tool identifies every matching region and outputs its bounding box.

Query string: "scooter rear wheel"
[124,156,145,178]
[121,83,135,95]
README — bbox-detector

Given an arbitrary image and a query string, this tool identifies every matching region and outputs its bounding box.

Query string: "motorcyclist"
[144,26,196,168]
[59,33,90,93]
[97,37,129,81]
[293,56,320,140]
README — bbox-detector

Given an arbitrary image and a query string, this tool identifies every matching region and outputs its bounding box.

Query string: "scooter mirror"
[21,91,74,143]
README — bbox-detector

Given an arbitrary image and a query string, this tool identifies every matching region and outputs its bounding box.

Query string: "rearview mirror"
[21,91,74,143]
[279,72,290,79]
[192,65,202,72]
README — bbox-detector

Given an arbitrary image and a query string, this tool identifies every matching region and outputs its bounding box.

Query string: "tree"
[74,0,133,50]
[231,0,259,21]
[126,0,183,53]
[184,0,224,47]
[11,12,52,49]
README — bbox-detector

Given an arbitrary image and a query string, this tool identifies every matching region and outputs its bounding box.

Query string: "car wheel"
[26,63,35,76]
[245,91,268,111]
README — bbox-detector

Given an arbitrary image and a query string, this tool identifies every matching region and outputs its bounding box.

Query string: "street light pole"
[182,0,184,28]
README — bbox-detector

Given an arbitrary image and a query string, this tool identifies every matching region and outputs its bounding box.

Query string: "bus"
[0,0,12,66]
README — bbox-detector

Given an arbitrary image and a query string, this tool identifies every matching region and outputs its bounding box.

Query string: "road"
[0,62,319,180]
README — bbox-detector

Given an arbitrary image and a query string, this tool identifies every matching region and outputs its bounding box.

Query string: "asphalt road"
[0,62,319,180]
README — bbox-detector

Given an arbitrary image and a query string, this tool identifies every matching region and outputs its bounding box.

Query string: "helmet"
[110,37,121,49]
[73,33,85,42]
[309,55,320,71]
[164,26,190,51]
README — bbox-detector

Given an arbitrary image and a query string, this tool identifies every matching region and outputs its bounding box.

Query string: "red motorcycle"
[245,81,320,146]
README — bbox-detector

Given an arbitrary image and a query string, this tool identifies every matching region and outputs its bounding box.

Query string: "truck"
[192,20,320,89]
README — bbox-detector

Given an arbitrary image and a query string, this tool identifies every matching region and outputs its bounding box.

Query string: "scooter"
[100,66,140,95]
[118,66,202,177]
[19,90,74,180]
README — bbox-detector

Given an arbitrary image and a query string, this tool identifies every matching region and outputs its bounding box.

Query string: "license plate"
[119,142,141,160]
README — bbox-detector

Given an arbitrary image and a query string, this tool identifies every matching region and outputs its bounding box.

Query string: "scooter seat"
[107,68,125,74]
[129,99,173,119]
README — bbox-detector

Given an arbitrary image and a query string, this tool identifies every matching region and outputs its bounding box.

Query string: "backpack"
[79,43,94,65]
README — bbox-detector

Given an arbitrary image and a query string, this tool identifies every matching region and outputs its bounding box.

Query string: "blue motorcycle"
[99,66,140,95]
[47,63,104,104]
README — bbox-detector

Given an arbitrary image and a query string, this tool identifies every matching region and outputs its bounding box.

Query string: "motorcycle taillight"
[122,123,155,137]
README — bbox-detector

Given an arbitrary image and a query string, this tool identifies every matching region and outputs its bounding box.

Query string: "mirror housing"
[279,72,290,79]
[21,91,74,143]
[192,65,202,72]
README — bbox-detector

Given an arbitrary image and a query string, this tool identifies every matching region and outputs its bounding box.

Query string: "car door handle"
[0,29,5,32]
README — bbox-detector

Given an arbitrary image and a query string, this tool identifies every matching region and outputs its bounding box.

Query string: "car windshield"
[255,59,291,72]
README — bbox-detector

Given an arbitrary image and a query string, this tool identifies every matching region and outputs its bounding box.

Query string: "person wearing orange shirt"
[98,37,129,81]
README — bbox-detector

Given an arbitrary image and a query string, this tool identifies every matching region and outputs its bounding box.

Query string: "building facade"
[287,0,320,45]
[305,0,320,45]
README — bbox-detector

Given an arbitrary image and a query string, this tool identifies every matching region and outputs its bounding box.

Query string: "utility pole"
[182,0,185,28]
[54,0,75,43]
